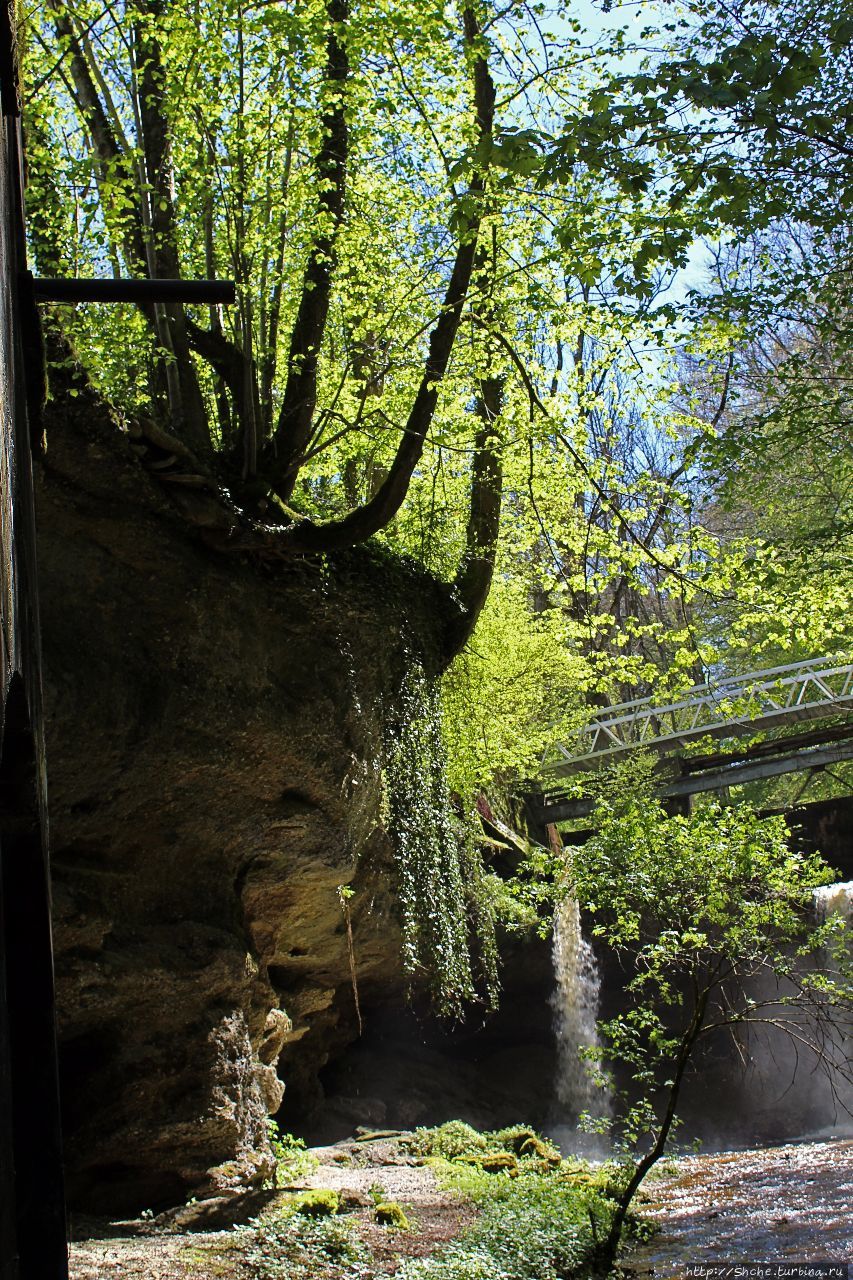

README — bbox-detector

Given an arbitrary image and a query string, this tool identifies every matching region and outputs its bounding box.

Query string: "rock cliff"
[36,370,450,1212]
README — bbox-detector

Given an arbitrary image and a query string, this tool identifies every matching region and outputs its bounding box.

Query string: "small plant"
[240,1211,372,1279]
[337,884,363,1036]
[367,1180,388,1205]
[267,1121,317,1187]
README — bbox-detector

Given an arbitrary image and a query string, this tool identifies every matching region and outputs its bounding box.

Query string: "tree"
[25,0,851,780]
[533,766,853,1273]
[544,0,852,264]
[24,0,734,672]
[686,225,853,671]
[25,0,514,649]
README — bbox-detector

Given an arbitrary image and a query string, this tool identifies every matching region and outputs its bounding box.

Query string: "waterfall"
[814,880,853,925]
[550,894,611,1152]
[736,879,853,1141]
[812,880,853,1132]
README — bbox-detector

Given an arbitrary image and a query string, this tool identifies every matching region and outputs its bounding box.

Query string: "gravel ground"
[67,1136,474,1279]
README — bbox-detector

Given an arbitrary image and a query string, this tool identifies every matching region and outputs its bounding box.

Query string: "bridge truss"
[534,657,853,825]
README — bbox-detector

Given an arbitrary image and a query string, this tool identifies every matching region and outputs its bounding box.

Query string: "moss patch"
[293,1188,340,1216]
[375,1201,411,1229]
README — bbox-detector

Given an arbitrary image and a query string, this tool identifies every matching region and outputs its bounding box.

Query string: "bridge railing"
[541,656,853,778]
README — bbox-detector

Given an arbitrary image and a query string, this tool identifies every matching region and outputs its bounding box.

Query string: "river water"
[628,1138,853,1275]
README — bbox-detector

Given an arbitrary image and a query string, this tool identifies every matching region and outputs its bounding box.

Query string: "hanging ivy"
[384,662,499,1017]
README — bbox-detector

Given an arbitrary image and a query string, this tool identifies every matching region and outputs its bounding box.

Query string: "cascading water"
[814,879,853,927]
[729,878,853,1142]
[810,879,853,1132]
[549,894,612,1154]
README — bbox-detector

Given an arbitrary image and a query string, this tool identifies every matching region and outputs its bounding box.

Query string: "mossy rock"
[492,1125,541,1155]
[294,1189,340,1216]
[491,1125,561,1166]
[478,1151,519,1175]
[519,1136,562,1166]
[375,1201,411,1229]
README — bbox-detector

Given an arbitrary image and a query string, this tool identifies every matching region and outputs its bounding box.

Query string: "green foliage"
[407,1120,488,1162]
[441,579,587,801]
[688,232,853,692]
[478,873,539,935]
[576,777,831,972]
[395,1169,622,1280]
[384,663,498,1016]
[239,1211,371,1279]
[267,1123,317,1187]
[545,0,852,257]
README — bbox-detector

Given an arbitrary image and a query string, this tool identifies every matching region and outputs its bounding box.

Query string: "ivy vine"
[384,662,499,1017]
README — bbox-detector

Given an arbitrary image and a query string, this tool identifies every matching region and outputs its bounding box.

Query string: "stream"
[628,1138,853,1276]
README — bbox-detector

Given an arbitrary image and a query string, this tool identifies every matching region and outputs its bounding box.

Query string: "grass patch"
[180,1240,241,1275]
[397,1123,648,1280]
[235,1121,651,1279]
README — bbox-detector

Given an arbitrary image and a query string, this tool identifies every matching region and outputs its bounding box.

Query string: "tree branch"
[47,0,148,276]
[262,0,350,498]
[270,4,496,552]
[133,0,210,452]
[443,371,504,662]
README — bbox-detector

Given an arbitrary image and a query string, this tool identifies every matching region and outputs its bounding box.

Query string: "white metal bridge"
[540,656,853,783]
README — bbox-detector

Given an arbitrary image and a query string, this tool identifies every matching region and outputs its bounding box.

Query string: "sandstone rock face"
[37,380,448,1212]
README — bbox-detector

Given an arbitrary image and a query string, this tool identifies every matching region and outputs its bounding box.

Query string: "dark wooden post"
[1,3,70,1274]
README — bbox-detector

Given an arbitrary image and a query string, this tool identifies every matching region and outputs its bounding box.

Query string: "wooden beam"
[29,275,236,306]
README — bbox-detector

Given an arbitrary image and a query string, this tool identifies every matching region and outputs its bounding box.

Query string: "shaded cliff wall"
[286,931,558,1144]
[36,375,450,1212]
[1,63,68,1272]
